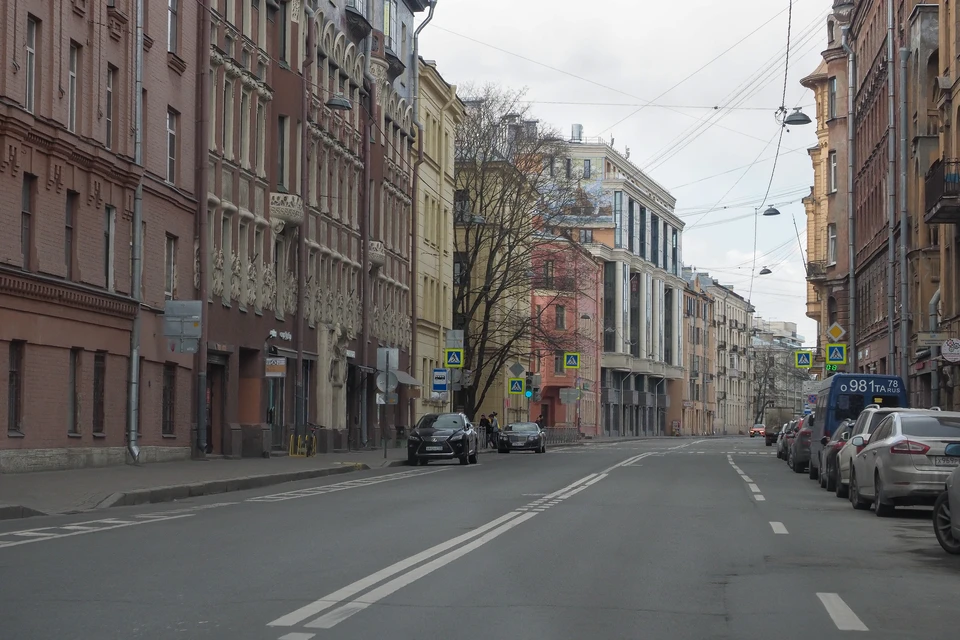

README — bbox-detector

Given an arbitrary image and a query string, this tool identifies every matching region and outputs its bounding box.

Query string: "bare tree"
[453,85,601,416]
[752,344,810,424]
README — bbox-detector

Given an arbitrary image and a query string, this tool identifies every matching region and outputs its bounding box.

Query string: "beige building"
[704,278,755,434]
[413,59,464,420]
[681,270,717,436]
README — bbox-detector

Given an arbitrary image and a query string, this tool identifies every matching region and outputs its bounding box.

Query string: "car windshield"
[900,417,960,438]
[505,422,538,432]
[416,414,463,430]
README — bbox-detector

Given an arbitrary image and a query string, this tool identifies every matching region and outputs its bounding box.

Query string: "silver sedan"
[849,411,960,516]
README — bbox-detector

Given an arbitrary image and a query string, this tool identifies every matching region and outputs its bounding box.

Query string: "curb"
[95,463,372,510]
[0,503,47,522]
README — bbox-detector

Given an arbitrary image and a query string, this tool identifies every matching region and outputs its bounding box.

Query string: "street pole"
[842,26,858,371]
[885,0,896,375]
[899,47,910,380]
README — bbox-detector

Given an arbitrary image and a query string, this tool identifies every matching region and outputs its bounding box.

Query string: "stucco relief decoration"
[87,178,103,208]
[230,253,242,301]
[401,316,412,349]
[336,293,347,326]
[46,160,64,193]
[372,305,382,340]
[212,250,225,297]
[194,239,201,289]
[262,264,276,311]
[285,270,298,316]
[305,276,317,325]
[329,324,348,387]
[246,261,258,308]
[210,49,226,67]
[369,62,391,108]
[0,139,21,175]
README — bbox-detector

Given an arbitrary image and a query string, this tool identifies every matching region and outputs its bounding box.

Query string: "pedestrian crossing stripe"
[508,378,524,394]
[795,351,812,368]
[444,348,464,368]
[826,343,847,365]
[563,352,581,369]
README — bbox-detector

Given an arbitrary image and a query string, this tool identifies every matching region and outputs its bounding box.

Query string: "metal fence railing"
[543,427,580,445]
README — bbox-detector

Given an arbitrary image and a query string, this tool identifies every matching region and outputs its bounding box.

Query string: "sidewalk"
[0,447,411,521]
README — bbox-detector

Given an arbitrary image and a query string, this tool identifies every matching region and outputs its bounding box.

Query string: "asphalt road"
[1,437,958,639]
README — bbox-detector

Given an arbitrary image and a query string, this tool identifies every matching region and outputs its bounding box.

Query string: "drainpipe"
[297,7,319,434]
[195,0,212,456]
[899,47,910,381]
[360,0,377,448]
[410,1,437,429]
[931,288,941,407]
[885,0,896,375]
[842,26,858,371]
[126,0,145,463]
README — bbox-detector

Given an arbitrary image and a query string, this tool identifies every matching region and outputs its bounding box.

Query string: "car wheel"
[418,458,429,466]
[826,463,837,492]
[874,473,895,517]
[793,455,805,474]
[850,472,869,510]
[835,465,849,498]
[933,492,960,555]
[808,459,818,480]
[407,453,417,466]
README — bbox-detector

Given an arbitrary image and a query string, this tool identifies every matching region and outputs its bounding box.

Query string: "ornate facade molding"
[0,268,138,320]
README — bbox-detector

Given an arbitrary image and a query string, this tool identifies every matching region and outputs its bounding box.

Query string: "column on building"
[638,271,648,357]
[673,286,682,368]
[651,278,661,359]
[614,261,626,352]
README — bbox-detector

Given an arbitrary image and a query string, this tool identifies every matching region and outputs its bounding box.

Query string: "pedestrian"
[489,412,500,448]
[479,414,493,448]
[536,414,545,430]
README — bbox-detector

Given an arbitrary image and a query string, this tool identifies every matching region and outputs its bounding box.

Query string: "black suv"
[407,413,480,466]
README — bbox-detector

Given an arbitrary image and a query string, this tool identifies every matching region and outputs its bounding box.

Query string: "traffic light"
[524,372,533,398]
[532,374,542,402]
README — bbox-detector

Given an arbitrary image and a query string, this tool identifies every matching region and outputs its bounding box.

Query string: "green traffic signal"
[524,391,532,398]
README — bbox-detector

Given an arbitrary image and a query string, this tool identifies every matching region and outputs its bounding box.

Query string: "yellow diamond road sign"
[826,322,846,342]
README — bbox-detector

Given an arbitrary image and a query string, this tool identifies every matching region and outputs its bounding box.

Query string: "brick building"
[0,0,197,471]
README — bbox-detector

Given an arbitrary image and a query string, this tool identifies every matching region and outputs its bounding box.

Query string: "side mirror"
[820,436,829,446]
[840,432,850,441]
[850,435,865,447]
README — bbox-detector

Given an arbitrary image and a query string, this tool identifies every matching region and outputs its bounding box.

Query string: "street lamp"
[783,108,812,126]
[326,94,353,111]
[762,205,781,217]
[759,267,772,275]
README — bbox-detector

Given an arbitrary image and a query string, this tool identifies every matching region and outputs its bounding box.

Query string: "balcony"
[344,0,373,38]
[806,260,827,281]
[532,275,577,292]
[270,192,303,226]
[368,240,386,269]
[925,159,960,224]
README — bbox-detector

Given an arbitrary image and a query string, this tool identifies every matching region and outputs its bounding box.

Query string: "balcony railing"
[346,0,367,13]
[925,158,960,224]
[532,275,577,291]
[806,260,827,281]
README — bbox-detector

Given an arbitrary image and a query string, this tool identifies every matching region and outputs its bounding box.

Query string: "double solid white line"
[268,473,601,631]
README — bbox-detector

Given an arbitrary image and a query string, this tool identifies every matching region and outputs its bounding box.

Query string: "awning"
[392,370,422,387]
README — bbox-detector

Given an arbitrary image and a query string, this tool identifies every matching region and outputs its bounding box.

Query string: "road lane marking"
[305,513,538,629]
[740,475,753,482]
[748,483,761,493]
[267,510,522,627]
[754,495,766,501]
[770,522,788,534]
[248,468,447,503]
[279,634,316,640]
[817,593,869,631]
[0,514,195,549]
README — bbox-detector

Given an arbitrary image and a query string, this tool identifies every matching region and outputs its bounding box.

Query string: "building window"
[7,342,25,433]
[105,65,116,149]
[68,43,80,132]
[277,115,288,188]
[279,1,289,63]
[828,150,838,193]
[165,234,177,299]
[65,191,78,280]
[68,348,81,434]
[542,260,555,288]
[583,159,591,179]
[167,0,178,54]
[25,16,38,113]
[162,363,176,435]
[255,101,266,173]
[555,305,566,330]
[828,76,837,119]
[223,80,234,158]
[383,0,399,51]
[579,229,593,244]
[240,91,251,167]
[105,205,116,290]
[554,350,565,375]
[565,158,572,179]
[93,352,106,434]
[21,174,35,270]
[166,108,178,183]
[613,191,624,248]
[827,223,837,264]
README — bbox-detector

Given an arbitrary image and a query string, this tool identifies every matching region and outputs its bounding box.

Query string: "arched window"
[827,20,835,45]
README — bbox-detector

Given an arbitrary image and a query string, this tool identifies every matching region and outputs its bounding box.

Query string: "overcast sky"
[419,0,828,346]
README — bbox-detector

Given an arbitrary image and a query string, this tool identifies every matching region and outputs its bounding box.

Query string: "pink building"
[530,239,602,435]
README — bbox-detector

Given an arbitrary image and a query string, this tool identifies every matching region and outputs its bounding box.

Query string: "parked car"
[933,443,960,555]
[407,413,480,466]
[497,422,547,454]
[789,414,814,474]
[778,420,799,460]
[750,424,766,438]
[817,419,855,491]
[833,406,935,499]
[849,411,960,516]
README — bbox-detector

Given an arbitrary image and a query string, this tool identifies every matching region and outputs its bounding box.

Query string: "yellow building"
[413,60,464,423]
[681,270,718,436]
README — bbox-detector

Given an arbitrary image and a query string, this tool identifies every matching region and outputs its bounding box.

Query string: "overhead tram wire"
[749,0,795,306]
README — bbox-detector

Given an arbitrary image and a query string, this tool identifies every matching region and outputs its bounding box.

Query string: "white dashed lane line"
[817,593,869,631]
[770,522,788,534]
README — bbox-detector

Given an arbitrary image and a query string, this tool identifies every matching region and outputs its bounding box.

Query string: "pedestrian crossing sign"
[445,348,464,368]
[508,378,524,395]
[826,343,847,365]
[563,352,581,370]
[795,351,813,369]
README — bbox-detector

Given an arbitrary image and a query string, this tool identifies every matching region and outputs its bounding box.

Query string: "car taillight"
[890,440,930,455]
[834,441,845,450]
[800,432,811,441]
